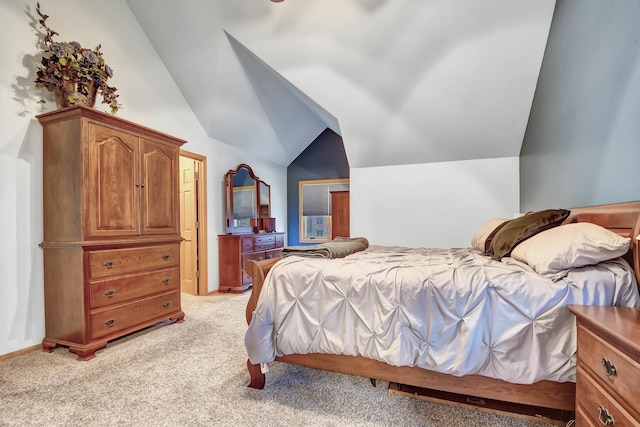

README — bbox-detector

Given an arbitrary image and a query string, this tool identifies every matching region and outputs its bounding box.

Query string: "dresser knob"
[601,357,617,376]
[162,254,171,260]
[163,301,171,308]
[103,260,116,269]
[598,405,615,425]
[162,278,171,285]
[105,318,117,326]
[104,289,117,297]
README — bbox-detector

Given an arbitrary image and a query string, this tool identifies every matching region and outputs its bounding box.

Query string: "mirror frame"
[224,164,271,234]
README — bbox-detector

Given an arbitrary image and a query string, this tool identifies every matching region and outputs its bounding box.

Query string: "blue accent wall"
[287,129,349,245]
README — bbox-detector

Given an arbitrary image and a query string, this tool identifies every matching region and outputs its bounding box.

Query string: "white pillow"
[510,222,631,274]
[471,218,509,253]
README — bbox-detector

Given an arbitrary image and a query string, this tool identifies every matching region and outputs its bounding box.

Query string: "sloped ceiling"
[126,0,556,167]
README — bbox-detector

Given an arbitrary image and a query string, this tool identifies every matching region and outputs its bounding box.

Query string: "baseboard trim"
[0,344,41,361]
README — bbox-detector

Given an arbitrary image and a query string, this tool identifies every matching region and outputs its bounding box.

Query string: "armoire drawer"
[88,244,179,279]
[577,324,640,411]
[91,291,180,339]
[90,267,180,309]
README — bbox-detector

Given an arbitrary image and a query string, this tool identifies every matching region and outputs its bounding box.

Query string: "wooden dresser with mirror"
[218,164,284,292]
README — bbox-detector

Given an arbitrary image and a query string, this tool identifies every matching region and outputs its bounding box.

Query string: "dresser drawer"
[265,248,281,260]
[243,251,267,264]
[242,251,268,285]
[254,235,275,245]
[88,244,179,279]
[90,267,180,309]
[576,366,637,427]
[275,234,284,247]
[241,237,254,252]
[91,291,180,339]
[254,234,275,251]
[577,324,640,414]
[255,243,276,251]
[242,270,252,286]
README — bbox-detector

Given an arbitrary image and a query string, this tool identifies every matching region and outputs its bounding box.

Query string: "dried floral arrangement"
[34,2,120,114]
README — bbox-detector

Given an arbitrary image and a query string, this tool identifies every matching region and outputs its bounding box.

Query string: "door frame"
[179,149,208,295]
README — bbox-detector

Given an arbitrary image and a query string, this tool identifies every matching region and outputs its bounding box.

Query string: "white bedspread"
[245,245,640,384]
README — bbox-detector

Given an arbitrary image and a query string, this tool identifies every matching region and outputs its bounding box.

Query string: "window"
[299,178,349,243]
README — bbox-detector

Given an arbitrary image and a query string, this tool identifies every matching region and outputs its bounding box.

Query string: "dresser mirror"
[224,164,272,233]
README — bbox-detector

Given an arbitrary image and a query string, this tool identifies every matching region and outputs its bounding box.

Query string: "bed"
[243,201,640,421]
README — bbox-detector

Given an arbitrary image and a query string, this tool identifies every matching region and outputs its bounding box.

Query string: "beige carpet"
[0,293,547,426]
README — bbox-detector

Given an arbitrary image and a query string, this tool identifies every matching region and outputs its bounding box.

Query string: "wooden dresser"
[568,305,640,426]
[38,106,186,360]
[218,232,284,292]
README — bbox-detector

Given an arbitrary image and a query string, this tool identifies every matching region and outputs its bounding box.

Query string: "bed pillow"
[511,222,631,274]
[490,208,570,260]
[471,218,509,254]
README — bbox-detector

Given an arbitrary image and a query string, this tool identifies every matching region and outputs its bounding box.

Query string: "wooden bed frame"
[244,201,640,421]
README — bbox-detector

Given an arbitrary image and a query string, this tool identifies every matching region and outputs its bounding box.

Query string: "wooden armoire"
[37,106,186,360]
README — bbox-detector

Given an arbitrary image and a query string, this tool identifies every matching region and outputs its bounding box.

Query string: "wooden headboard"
[564,200,640,288]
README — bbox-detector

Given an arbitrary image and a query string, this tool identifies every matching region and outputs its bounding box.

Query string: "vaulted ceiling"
[126,0,556,167]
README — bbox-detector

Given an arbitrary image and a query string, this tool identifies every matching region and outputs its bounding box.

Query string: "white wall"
[218,0,555,168]
[351,157,519,248]
[520,0,640,210]
[0,0,286,357]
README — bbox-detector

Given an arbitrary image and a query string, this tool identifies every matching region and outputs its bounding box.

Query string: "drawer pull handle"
[598,405,614,426]
[104,289,117,297]
[163,301,171,308]
[103,260,116,269]
[601,357,617,376]
[105,318,117,326]
[162,254,171,260]
[162,278,171,285]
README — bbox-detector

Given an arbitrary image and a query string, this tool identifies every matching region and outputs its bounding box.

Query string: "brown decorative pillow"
[490,209,571,260]
[470,218,509,254]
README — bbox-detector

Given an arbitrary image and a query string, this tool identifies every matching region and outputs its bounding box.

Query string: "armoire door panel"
[141,139,178,235]
[89,124,139,237]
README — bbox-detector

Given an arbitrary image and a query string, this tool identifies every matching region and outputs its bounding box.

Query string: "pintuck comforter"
[245,245,640,384]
